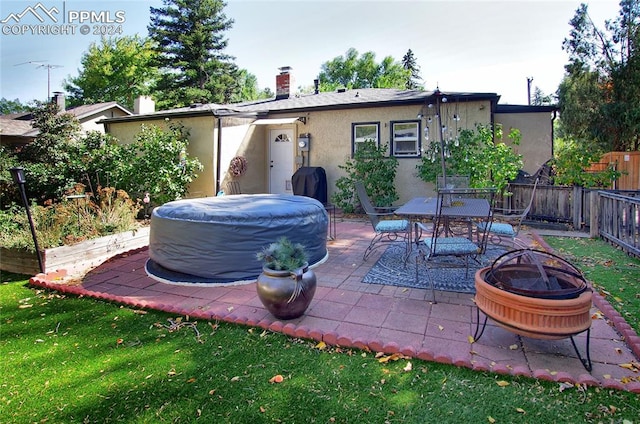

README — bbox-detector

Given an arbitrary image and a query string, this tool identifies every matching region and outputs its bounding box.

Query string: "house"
[0,92,132,149]
[101,69,557,203]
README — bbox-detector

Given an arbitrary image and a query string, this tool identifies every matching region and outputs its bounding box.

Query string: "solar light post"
[10,167,44,273]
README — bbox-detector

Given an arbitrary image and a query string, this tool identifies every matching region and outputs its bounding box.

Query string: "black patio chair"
[355,181,410,261]
[415,187,496,303]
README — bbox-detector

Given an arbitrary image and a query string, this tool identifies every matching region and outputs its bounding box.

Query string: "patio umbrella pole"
[435,89,447,189]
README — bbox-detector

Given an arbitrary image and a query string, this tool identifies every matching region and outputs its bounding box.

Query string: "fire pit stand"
[473,249,593,371]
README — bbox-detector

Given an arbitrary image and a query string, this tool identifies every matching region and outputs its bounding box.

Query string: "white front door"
[269,128,294,194]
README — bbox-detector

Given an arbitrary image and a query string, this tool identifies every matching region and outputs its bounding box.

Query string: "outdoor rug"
[362,243,506,293]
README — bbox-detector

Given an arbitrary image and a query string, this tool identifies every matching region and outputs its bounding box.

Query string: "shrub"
[332,141,399,213]
[0,186,140,251]
[416,123,523,195]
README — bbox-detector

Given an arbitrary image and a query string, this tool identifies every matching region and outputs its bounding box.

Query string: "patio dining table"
[395,196,492,247]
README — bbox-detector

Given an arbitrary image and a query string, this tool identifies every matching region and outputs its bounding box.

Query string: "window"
[352,122,379,155]
[391,121,420,157]
[274,133,291,143]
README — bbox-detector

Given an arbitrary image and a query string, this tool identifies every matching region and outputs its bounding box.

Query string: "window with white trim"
[352,122,379,155]
[391,121,420,157]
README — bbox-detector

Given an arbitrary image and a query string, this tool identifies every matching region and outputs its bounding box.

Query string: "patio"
[29,218,640,393]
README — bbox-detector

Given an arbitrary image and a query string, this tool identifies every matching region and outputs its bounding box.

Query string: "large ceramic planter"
[256,263,316,320]
[474,267,592,340]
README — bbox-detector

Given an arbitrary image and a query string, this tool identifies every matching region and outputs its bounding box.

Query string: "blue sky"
[1,0,621,107]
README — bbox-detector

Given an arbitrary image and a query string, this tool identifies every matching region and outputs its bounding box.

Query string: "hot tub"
[146,194,328,284]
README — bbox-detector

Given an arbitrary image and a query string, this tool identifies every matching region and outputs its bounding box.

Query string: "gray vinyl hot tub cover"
[147,194,328,284]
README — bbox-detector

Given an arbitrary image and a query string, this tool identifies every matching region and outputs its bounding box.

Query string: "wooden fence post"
[589,190,600,238]
[573,185,583,230]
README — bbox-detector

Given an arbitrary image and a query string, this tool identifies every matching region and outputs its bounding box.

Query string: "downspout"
[216,116,222,194]
[551,109,557,158]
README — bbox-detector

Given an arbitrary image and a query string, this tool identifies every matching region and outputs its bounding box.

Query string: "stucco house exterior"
[0,92,132,148]
[101,70,557,203]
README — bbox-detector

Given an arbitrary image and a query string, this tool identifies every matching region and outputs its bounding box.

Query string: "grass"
[1,270,639,423]
[543,236,640,336]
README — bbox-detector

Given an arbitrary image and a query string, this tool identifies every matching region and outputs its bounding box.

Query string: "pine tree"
[148,0,238,108]
[402,49,422,90]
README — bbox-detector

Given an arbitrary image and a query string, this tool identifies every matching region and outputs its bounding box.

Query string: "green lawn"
[1,268,638,423]
[543,236,640,336]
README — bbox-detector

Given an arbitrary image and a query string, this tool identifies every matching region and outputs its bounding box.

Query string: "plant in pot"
[255,236,317,320]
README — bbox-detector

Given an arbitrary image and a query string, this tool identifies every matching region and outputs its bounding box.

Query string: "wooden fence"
[504,183,640,257]
[587,151,640,190]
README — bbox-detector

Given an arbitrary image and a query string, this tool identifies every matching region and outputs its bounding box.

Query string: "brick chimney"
[275,66,295,100]
[52,91,65,111]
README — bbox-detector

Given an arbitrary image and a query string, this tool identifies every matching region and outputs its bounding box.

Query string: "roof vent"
[337,88,346,93]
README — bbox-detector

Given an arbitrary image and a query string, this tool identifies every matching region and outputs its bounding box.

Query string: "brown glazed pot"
[256,263,316,320]
[474,267,592,340]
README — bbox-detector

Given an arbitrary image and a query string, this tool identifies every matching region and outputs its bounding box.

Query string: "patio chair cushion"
[375,219,410,233]
[477,221,516,236]
[424,237,481,255]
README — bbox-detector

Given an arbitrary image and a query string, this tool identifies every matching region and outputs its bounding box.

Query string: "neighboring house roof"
[100,88,503,123]
[66,101,132,120]
[496,104,558,113]
[0,101,132,139]
[0,117,37,137]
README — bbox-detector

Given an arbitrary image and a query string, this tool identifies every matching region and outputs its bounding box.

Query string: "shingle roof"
[0,117,36,137]
[67,102,132,119]
[0,102,132,137]
[100,88,501,123]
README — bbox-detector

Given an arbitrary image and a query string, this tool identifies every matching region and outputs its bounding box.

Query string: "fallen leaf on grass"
[516,408,525,414]
[403,362,412,372]
[18,304,33,309]
[378,353,407,363]
[230,376,241,382]
[496,380,510,387]
[269,374,284,383]
[186,377,196,383]
[488,416,496,423]
[558,382,574,392]
[315,341,327,350]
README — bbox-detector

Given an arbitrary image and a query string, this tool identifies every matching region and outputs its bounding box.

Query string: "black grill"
[292,167,327,204]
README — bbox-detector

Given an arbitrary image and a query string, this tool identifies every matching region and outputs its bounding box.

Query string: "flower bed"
[1,226,150,277]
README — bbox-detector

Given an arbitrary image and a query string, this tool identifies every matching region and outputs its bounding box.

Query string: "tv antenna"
[15,60,63,100]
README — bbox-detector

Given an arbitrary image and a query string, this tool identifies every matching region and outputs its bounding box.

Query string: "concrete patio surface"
[29,218,640,393]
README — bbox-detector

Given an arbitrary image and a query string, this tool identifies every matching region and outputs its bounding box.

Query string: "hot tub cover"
[146,194,328,284]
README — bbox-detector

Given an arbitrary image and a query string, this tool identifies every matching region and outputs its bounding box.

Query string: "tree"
[402,49,423,90]
[318,48,410,91]
[15,101,82,201]
[63,36,158,110]
[531,87,554,105]
[229,69,271,103]
[148,0,238,108]
[0,98,31,114]
[559,0,640,151]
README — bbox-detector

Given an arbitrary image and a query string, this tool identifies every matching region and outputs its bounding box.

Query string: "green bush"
[0,186,140,250]
[416,123,523,195]
[332,141,399,213]
[551,137,621,187]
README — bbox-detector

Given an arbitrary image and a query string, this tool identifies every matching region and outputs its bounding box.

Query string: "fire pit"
[473,249,593,370]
